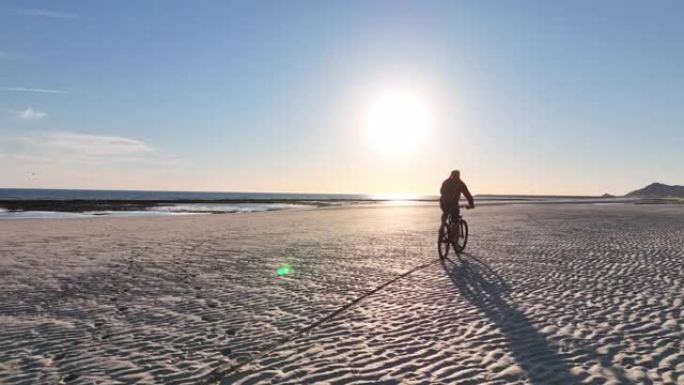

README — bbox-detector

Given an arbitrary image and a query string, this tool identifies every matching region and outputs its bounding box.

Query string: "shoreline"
[0,197,680,219]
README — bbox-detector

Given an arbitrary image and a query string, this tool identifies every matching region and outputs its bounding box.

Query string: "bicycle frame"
[438,204,470,257]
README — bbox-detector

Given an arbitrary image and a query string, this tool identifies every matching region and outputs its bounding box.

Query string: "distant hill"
[625,183,684,198]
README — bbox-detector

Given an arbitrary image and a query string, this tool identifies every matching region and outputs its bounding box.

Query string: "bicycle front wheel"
[452,219,468,253]
[437,223,450,258]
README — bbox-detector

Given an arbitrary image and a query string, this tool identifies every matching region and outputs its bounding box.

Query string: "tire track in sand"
[205,257,442,384]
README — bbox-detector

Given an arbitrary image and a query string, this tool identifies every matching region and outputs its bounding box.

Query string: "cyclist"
[440,170,475,225]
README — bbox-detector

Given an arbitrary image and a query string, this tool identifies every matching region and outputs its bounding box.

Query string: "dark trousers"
[440,201,460,224]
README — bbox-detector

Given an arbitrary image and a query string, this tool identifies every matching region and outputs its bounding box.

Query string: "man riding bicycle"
[440,170,475,224]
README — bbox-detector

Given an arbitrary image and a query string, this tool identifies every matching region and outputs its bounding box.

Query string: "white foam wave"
[0,203,313,219]
[150,203,313,214]
[0,210,87,219]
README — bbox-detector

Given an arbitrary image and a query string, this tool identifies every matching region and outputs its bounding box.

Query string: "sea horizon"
[0,187,636,220]
[0,187,608,202]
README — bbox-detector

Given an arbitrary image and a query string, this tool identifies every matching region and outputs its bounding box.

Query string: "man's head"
[450,170,460,180]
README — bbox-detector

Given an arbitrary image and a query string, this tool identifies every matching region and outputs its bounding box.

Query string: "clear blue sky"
[1,0,682,195]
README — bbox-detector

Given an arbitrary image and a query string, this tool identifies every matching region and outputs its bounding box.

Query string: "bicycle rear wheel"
[452,219,468,253]
[437,223,450,258]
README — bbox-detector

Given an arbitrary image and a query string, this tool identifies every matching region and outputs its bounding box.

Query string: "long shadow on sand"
[441,253,577,385]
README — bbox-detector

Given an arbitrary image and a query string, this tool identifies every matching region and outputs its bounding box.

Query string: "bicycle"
[438,205,469,258]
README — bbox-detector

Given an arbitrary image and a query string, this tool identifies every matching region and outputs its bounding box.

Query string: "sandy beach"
[1,203,683,385]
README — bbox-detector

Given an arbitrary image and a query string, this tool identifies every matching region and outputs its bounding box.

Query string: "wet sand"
[1,204,683,384]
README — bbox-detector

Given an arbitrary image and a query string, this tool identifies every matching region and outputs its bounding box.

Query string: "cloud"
[0,131,180,167]
[12,8,76,19]
[0,51,22,60]
[8,107,48,121]
[0,86,65,94]
[0,132,184,188]
[43,132,155,157]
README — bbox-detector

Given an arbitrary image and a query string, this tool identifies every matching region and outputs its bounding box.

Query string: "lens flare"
[276,264,292,277]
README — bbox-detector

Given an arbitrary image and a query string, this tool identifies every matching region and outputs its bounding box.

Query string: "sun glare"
[365,89,432,155]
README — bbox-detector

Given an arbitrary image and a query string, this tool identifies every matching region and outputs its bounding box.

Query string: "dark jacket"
[440,178,474,207]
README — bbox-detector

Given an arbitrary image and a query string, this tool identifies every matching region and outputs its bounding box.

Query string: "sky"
[1,0,682,196]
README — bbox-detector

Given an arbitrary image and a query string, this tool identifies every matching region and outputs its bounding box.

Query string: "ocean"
[0,188,623,219]
[0,188,436,219]
[0,188,409,201]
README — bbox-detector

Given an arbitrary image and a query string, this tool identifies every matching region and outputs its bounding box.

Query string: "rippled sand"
[1,204,683,385]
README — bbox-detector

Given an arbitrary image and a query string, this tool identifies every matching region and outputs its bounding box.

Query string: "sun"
[365,89,432,156]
